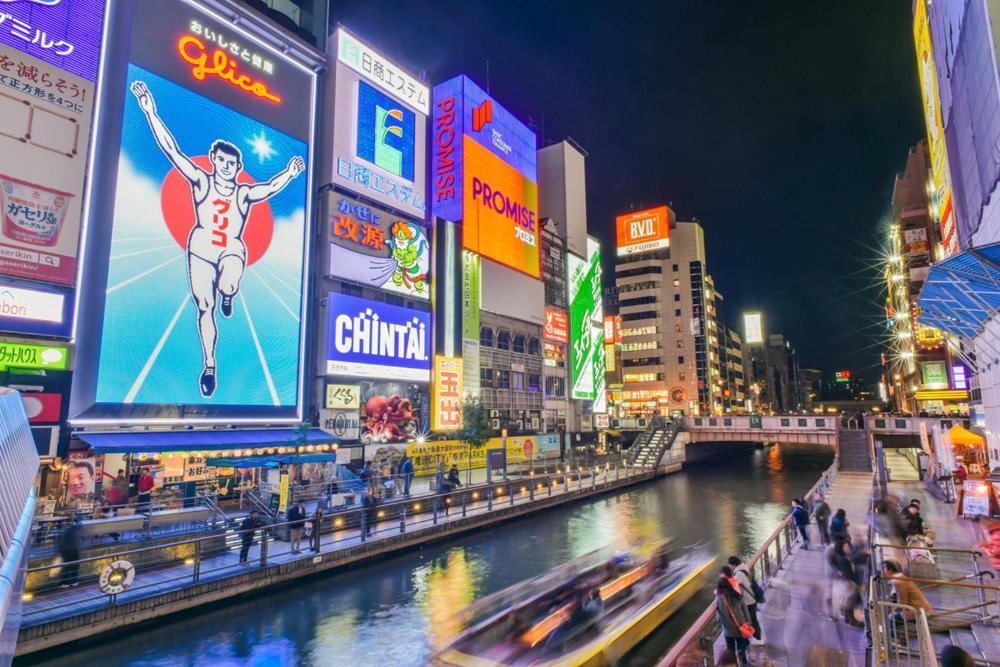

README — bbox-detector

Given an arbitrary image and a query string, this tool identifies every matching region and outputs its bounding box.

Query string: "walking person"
[831,508,850,543]
[813,493,832,546]
[716,568,753,666]
[310,505,325,553]
[137,467,155,510]
[728,556,763,644]
[239,510,264,565]
[401,455,414,497]
[58,517,82,588]
[833,539,864,627]
[361,490,377,538]
[287,502,307,554]
[791,498,811,550]
[448,464,462,488]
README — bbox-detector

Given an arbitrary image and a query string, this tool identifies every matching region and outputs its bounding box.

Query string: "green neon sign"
[0,342,68,371]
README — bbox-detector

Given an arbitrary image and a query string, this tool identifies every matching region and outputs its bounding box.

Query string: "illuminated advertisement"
[920,361,949,390]
[603,315,622,344]
[543,307,569,343]
[432,355,462,431]
[0,340,67,371]
[330,28,427,218]
[327,292,430,382]
[327,192,429,300]
[0,0,105,285]
[461,249,481,397]
[406,433,557,475]
[325,383,360,410]
[743,312,763,345]
[74,0,317,422]
[432,75,540,278]
[568,238,603,401]
[835,370,851,383]
[951,364,968,390]
[616,206,670,256]
[914,0,959,256]
[0,282,71,336]
[360,380,427,444]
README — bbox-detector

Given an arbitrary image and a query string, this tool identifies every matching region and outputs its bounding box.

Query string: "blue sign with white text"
[357,80,415,181]
[326,292,430,382]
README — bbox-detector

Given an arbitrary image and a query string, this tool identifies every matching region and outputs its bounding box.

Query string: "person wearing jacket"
[830,508,850,543]
[883,560,933,620]
[791,498,811,550]
[728,556,762,643]
[287,502,307,554]
[239,510,264,565]
[813,493,832,545]
[716,568,752,666]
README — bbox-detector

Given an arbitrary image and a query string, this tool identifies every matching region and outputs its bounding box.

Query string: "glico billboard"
[329,28,428,219]
[616,206,670,256]
[432,75,540,278]
[0,0,105,287]
[71,0,318,424]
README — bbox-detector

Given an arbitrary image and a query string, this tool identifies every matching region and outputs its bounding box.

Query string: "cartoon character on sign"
[130,81,304,397]
[388,220,427,294]
[362,394,417,444]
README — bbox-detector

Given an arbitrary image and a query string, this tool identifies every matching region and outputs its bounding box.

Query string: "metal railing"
[658,461,839,666]
[21,462,650,625]
[869,596,939,667]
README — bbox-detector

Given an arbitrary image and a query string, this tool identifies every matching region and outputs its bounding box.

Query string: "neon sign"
[177,35,281,104]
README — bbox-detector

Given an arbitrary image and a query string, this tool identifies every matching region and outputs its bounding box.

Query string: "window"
[672,264,679,272]
[673,293,681,302]
[677,356,685,364]
[511,371,525,390]
[384,293,404,306]
[341,281,363,297]
[675,324,682,333]
[621,295,658,307]
[616,266,663,278]
[497,330,511,350]
[816,418,826,428]
[545,376,565,397]
[622,310,659,322]
[622,325,657,337]
[480,367,494,388]
[528,373,541,391]
[480,326,494,348]
[528,337,541,356]
[622,340,659,352]
[496,369,511,389]
[679,371,686,381]
[676,339,684,348]
[512,334,525,354]
[797,418,807,427]
[675,308,682,317]
[780,418,790,427]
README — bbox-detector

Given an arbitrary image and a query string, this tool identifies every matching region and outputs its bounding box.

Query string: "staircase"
[629,419,683,469]
[837,428,872,472]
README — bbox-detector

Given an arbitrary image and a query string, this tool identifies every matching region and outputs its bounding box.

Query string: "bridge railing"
[658,460,839,666]
[684,415,837,432]
[867,416,969,434]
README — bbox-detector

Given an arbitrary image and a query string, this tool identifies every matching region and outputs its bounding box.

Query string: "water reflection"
[19,444,832,667]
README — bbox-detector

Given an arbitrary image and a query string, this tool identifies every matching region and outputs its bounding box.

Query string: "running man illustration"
[388,221,428,295]
[130,80,304,397]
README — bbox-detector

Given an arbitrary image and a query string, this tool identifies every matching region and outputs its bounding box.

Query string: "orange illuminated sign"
[544,308,569,343]
[432,356,463,431]
[616,206,669,256]
[177,35,282,104]
[462,136,539,278]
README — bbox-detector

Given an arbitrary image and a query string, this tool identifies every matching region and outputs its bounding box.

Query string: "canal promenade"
[15,463,656,658]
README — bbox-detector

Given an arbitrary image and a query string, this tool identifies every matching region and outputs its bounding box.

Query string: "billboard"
[327,192,429,299]
[743,312,763,345]
[835,370,851,383]
[461,249,480,397]
[921,361,949,389]
[432,355,462,431]
[0,282,72,337]
[0,340,67,371]
[603,315,622,344]
[616,206,670,256]
[360,379,427,444]
[327,292,431,381]
[544,307,569,343]
[914,0,959,256]
[325,383,360,410]
[329,28,428,218]
[74,0,317,422]
[568,238,603,400]
[432,75,540,278]
[0,0,105,285]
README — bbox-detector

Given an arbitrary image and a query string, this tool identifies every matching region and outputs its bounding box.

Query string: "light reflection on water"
[19,443,832,667]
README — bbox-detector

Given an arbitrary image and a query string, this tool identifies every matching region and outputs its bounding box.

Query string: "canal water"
[22,443,833,667]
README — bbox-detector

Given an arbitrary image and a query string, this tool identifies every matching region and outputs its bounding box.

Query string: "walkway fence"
[658,461,839,665]
[0,389,40,666]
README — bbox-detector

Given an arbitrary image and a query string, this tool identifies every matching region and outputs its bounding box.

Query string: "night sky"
[330,1,924,379]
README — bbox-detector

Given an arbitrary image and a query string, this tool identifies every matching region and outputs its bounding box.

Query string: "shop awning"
[78,428,338,453]
[947,425,986,447]
[917,243,1000,338]
[204,453,337,468]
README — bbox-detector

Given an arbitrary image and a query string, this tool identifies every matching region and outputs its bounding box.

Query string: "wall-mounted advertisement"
[544,307,569,343]
[432,355,462,431]
[567,238,603,400]
[920,360,949,390]
[432,75,540,278]
[603,315,622,344]
[327,292,431,381]
[615,206,670,256]
[319,407,360,441]
[0,282,72,337]
[462,249,481,398]
[327,192,429,299]
[329,28,428,219]
[73,0,317,423]
[0,0,105,285]
[325,383,360,410]
[914,0,959,257]
[0,340,68,371]
[360,380,427,445]
[743,312,763,345]
[903,227,929,255]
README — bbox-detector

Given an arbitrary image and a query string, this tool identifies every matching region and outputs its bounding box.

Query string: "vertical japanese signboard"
[914,0,959,256]
[432,355,462,431]
[73,0,317,423]
[329,28,428,219]
[462,249,481,398]
[0,0,104,286]
[568,238,604,401]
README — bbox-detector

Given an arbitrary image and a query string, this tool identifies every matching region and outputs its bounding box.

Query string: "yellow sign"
[325,383,360,409]
[432,356,463,431]
[914,0,958,256]
[406,435,544,475]
[278,470,290,514]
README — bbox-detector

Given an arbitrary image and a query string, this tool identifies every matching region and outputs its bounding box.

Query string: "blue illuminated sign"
[357,80,415,181]
[0,0,104,82]
[327,292,431,382]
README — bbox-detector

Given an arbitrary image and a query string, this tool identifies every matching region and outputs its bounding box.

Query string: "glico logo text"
[177,35,281,104]
[434,96,457,204]
[471,176,536,246]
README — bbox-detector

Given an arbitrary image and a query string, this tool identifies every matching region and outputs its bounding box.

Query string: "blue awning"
[917,243,1000,338]
[77,428,338,453]
[204,453,337,467]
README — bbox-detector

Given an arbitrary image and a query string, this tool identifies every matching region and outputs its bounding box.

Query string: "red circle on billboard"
[160,156,273,266]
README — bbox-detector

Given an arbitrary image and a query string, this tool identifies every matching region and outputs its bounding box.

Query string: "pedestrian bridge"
[682,415,839,446]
